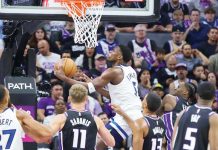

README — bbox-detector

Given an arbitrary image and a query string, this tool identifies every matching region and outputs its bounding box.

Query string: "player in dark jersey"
[112,92,165,150]
[172,82,218,150]
[42,84,114,150]
[160,82,197,150]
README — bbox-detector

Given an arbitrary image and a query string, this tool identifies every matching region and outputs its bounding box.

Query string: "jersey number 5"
[183,127,198,150]
[0,129,16,150]
[73,129,87,148]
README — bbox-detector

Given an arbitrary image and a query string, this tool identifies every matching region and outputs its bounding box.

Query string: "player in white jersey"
[0,84,54,150]
[55,45,143,149]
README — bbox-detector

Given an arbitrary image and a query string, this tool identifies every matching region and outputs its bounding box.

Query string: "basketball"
[61,58,77,78]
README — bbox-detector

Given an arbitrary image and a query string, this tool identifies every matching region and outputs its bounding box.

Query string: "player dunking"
[172,82,218,150]
[55,45,143,149]
[112,92,166,150]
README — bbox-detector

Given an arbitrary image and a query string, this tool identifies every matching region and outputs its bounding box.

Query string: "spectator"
[193,27,218,58]
[160,0,189,26]
[163,25,186,55]
[183,8,210,47]
[170,9,186,30]
[137,69,151,100]
[169,63,197,95]
[189,0,218,17]
[38,99,67,150]
[75,47,96,71]
[202,7,218,28]
[37,82,64,121]
[189,63,207,84]
[177,43,209,71]
[98,112,109,125]
[36,39,61,74]
[158,55,177,91]
[128,24,157,69]
[150,49,166,80]
[96,24,119,57]
[61,50,72,59]
[0,20,4,60]
[27,27,49,50]
[85,96,103,115]
[90,54,107,78]
[207,72,218,111]
[151,83,165,98]
[61,21,74,44]
[208,52,218,73]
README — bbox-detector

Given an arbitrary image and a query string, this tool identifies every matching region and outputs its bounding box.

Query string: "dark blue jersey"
[174,105,215,150]
[163,96,190,150]
[143,116,166,150]
[59,110,97,150]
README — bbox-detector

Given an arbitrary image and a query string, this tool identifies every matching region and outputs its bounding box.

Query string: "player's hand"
[80,73,92,82]
[54,61,65,79]
[111,104,124,116]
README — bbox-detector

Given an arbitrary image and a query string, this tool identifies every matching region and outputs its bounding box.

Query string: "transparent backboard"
[0,0,160,23]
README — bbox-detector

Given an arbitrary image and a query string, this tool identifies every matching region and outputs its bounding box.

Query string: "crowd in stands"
[0,0,218,149]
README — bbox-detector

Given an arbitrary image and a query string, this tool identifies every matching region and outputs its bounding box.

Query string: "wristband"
[87,82,96,93]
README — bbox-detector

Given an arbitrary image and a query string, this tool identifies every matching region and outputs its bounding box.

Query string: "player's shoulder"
[102,66,122,76]
[209,112,218,125]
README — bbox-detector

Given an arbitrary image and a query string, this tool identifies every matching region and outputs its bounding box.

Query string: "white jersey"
[0,108,24,150]
[108,65,142,135]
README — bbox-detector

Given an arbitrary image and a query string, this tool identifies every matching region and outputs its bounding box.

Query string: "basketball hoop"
[54,0,105,48]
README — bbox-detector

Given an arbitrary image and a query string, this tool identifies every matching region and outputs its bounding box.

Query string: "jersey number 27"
[0,129,16,150]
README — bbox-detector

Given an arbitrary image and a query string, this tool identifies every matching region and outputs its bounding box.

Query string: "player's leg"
[96,120,128,150]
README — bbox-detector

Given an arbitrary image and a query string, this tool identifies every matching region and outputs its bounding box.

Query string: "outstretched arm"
[17,110,52,143]
[55,64,117,95]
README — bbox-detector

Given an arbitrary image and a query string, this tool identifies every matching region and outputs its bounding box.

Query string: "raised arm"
[55,64,118,94]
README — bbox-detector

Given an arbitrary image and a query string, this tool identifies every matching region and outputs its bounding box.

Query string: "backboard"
[0,0,160,23]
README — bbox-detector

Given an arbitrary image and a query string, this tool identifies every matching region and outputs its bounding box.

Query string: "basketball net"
[54,0,105,48]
